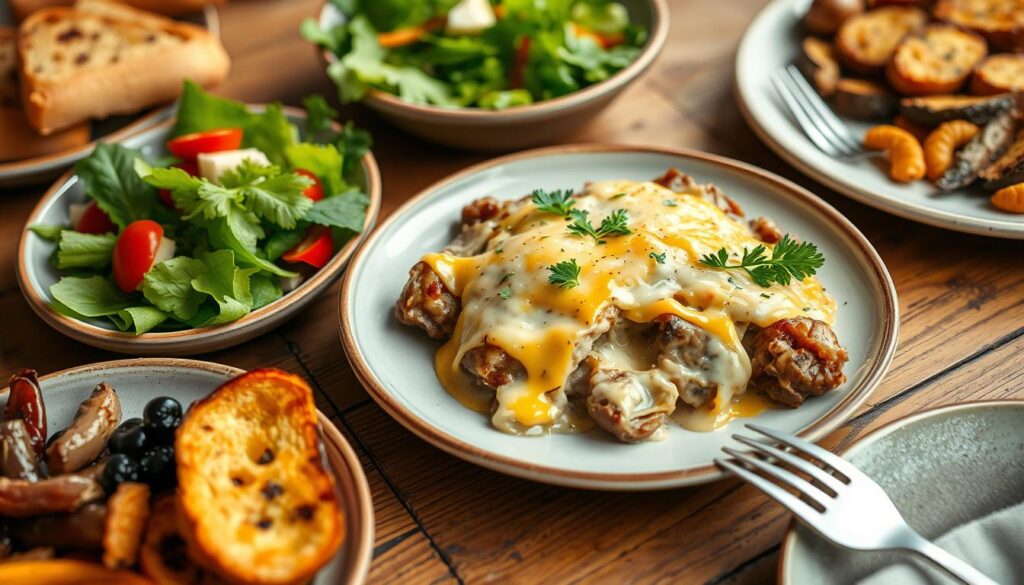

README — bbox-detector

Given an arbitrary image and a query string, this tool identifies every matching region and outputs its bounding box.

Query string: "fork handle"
[899,533,1001,585]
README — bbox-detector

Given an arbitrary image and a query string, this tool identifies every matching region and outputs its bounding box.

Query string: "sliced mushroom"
[0,475,103,518]
[45,383,121,475]
[10,503,106,550]
[0,421,40,481]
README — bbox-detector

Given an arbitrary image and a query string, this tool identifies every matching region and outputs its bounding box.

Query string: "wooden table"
[3,0,1024,582]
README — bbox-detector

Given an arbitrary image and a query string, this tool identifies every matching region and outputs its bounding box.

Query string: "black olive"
[109,418,148,457]
[101,453,140,493]
[143,397,183,444]
[140,445,176,490]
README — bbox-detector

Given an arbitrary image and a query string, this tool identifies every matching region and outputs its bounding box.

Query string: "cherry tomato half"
[166,128,243,160]
[282,225,333,269]
[75,200,116,234]
[158,160,199,209]
[295,169,324,201]
[113,220,164,292]
[3,369,46,455]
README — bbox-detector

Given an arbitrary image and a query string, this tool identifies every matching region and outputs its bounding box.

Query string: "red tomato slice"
[295,169,324,201]
[75,200,116,234]
[158,160,200,209]
[166,128,243,160]
[282,226,333,269]
[113,220,164,292]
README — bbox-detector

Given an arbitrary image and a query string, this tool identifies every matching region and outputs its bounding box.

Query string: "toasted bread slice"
[886,25,987,95]
[934,0,1024,52]
[980,128,1024,188]
[10,0,219,21]
[970,53,1024,95]
[17,1,229,135]
[176,369,344,585]
[0,27,19,108]
[835,6,928,74]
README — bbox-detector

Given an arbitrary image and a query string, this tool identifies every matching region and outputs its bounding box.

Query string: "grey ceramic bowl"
[780,400,1024,583]
[316,0,668,151]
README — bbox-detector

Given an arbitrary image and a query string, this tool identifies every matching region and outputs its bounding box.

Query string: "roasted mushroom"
[45,383,122,475]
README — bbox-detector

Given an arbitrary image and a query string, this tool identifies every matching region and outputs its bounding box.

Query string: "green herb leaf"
[566,208,631,244]
[250,273,284,309]
[75,144,157,229]
[191,250,257,326]
[548,259,581,289]
[499,287,512,299]
[337,121,373,177]
[304,189,368,232]
[649,251,666,265]
[531,188,576,217]
[303,95,339,134]
[284,142,346,197]
[699,234,825,288]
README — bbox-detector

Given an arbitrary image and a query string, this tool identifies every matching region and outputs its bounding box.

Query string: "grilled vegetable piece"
[3,370,46,456]
[835,6,928,73]
[933,0,1024,52]
[0,559,153,585]
[176,369,343,585]
[937,111,1016,190]
[45,383,122,474]
[864,125,927,181]
[991,183,1024,212]
[0,420,40,481]
[10,503,106,550]
[924,120,980,181]
[899,93,1016,127]
[832,78,897,119]
[0,475,103,517]
[804,0,865,36]
[970,54,1024,95]
[886,25,987,95]
[979,128,1024,188]
[102,482,150,570]
[139,495,212,585]
[797,37,841,96]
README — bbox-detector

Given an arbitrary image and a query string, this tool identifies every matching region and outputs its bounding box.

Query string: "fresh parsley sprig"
[699,234,824,288]
[566,209,631,244]
[548,259,581,289]
[531,188,576,217]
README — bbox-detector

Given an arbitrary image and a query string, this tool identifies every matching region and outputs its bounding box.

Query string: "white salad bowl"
[339,144,899,491]
[0,358,374,585]
[16,107,381,356]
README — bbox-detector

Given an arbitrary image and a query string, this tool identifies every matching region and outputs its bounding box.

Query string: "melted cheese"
[427,179,836,436]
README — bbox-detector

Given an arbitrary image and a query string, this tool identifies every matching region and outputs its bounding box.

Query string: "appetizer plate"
[780,400,1024,583]
[339,144,899,491]
[0,6,218,188]
[0,358,374,585]
[17,107,382,355]
[316,0,669,151]
[735,0,1024,239]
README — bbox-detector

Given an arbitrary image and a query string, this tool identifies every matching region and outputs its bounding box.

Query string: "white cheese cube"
[197,148,271,183]
[445,0,496,35]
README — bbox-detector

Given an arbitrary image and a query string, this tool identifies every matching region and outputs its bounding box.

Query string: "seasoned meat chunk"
[461,344,525,390]
[749,216,782,243]
[747,317,848,407]
[654,314,718,408]
[461,196,502,225]
[586,368,678,443]
[395,262,460,339]
[653,168,744,220]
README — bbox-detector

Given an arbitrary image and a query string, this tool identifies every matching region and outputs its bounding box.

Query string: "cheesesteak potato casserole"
[396,170,849,443]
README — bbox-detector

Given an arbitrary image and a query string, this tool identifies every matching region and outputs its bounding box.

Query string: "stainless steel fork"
[715,424,999,585]
[771,64,867,158]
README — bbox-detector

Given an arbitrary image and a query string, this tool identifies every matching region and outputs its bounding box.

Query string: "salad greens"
[302,0,647,109]
[34,83,372,335]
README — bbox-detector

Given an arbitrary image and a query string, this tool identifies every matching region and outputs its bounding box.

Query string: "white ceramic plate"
[0,6,217,188]
[339,144,899,491]
[0,358,374,585]
[735,0,1024,239]
[17,107,381,355]
[780,400,1024,583]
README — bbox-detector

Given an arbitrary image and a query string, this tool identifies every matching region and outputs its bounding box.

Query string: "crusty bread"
[934,0,1024,52]
[175,369,344,585]
[17,1,230,135]
[10,0,221,21]
[886,25,988,95]
[835,6,928,74]
[971,53,1024,95]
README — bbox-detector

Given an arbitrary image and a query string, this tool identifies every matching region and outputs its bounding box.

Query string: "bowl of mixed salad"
[303,0,668,150]
[16,83,381,356]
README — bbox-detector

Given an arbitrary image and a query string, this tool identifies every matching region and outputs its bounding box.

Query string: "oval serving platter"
[0,358,374,585]
[735,0,1024,239]
[17,106,382,356]
[339,144,899,491]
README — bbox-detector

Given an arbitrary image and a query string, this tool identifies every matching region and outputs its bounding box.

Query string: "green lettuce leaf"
[305,189,368,233]
[142,257,208,321]
[30,224,64,241]
[250,273,283,309]
[55,230,116,270]
[191,250,257,326]
[302,95,339,134]
[50,276,133,318]
[285,143,346,198]
[74,144,157,229]
[109,306,170,334]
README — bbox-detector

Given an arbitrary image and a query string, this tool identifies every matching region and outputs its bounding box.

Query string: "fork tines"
[772,65,863,157]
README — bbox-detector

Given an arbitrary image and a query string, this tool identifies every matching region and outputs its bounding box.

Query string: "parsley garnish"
[566,209,631,244]
[649,251,666,264]
[499,287,512,299]
[664,199,678,207]
[611,192,627,199]
[531,188,576,217]
[548,260,581,289]
[699,234,825,288]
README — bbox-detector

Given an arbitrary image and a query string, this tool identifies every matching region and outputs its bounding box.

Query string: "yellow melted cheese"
[425,179,836,436]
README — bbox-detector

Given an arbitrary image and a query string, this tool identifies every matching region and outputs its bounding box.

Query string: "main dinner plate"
[0,358,374,585]
[339,144,899,491]
[735,0,1024,239]
[781,400,1024,584]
